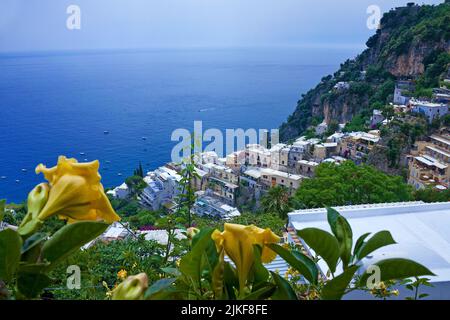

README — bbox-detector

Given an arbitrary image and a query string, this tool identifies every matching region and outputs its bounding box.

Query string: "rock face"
[279,2,450,142]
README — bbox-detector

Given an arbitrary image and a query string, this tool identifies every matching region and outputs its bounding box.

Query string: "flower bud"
[27,183,50,218]
[18,183,49,237]
[112,273,148,300]
[186,227,200,240]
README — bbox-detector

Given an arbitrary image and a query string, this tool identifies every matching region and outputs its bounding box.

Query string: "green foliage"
[403,277,433,300]
[260,186,293,221]
[124,209,159,229]
[0,229,22,282]
[42,222,109,268]
[343,115,367,132]
[414,187,450,203]
[125,175,147,197]
[230,212,286,235]
[133,162,145,178]
[415,52,450,95]
[294,161,413,208]
[49,237,165,300]
[0,220,112,299]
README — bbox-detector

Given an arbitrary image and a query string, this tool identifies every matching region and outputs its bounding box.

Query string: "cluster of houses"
[108,127,385,220]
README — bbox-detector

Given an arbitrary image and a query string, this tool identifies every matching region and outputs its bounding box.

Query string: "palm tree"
[260,186,292,221]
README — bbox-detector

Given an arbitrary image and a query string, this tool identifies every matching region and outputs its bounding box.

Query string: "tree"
[294,161,413,208]
[133,162,144,178]
[125,175,147,197]
[260,186,292,221]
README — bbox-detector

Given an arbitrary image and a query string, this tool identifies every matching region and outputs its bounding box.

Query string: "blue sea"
[0,46,360,203]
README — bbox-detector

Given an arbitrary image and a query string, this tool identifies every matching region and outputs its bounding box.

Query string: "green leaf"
[212,250,225,299]
[327,208,353,267]
[359,258,435,286]
[321,265,359,300]
[179,228,215,288]
[42,221,108,268]
[251,245,270,285]
[16,272,51,299]
[0,200,5,221]
[353,233,371,258]
[223,262,238,300]
[145,278,177,300]
[18,262,51,274]
[160,267,181,277]
[270,271,298,300]
[297,228,340,273]
[0,228,22,282]
[243,283,276,300]
[21,232,48,254]
[267,243,318,285]
[356,231,396,260]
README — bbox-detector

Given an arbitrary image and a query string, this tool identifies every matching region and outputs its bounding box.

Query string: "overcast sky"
[0,0,444,52]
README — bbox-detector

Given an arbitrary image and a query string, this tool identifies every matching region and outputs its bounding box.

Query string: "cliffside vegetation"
[280,1,450,141]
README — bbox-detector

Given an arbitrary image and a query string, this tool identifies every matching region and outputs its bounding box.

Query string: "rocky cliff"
[280,1,450,141]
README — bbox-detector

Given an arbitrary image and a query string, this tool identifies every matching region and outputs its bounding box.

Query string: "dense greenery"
[294,162,413,208]
[414,187,450,203]
[48,237,166,300]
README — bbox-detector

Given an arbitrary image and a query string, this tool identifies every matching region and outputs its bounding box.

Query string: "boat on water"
[142,137,147,140]
[1,176,6,179]
[21,169,27,172]
[117,173,122,176]
[104,131,110,135]
[79,152,86,156]
[15,179,20,183]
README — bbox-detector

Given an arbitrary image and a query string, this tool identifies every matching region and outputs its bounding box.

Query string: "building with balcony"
[140,166,182,211]
[408,130,449,191]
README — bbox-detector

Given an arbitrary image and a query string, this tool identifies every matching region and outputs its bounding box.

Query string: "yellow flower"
[392,289,400,296]
[211,223,280,292]
[117,269,128,281]
[35,156,120,223]
[112,273,149,300]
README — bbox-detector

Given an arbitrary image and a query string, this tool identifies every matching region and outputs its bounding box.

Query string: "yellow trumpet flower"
[35,156,120,224]
[211,223,280,293]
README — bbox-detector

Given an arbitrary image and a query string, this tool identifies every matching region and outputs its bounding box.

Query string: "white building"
[141,166,182,211]
[107,182,130,200]
[411,99,448,123]
[193,193,241,220]
[288,201,450,300]
[370,109,385,128]
[315,122,328,135]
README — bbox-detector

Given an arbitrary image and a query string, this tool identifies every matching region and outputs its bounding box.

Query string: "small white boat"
[80,152,86,156]
[0,176,6,179]
[142,137,147,140]
[21,169,27,172]
[117,173,122,176]
[15,179,20,183]
[104,131,110,135]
